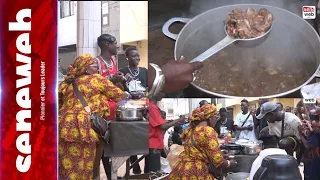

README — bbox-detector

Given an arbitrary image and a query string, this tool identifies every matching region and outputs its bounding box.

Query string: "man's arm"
[292,115,302,140]
[148,64,155,92]
[233,115,248,131]
[234,116,251,131]
[234,126,250,131]
[160,118,184,131]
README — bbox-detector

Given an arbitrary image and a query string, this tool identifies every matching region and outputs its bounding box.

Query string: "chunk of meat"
[226,8,274,39]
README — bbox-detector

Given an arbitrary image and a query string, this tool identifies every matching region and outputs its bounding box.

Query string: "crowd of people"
[58,32,201,179]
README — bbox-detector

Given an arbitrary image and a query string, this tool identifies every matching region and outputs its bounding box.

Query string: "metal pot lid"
[223,143,242,150]
[238,140,263,146]
[116,100,147,110]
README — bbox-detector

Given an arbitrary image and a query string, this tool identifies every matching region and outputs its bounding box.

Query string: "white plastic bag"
[160,157,172,173]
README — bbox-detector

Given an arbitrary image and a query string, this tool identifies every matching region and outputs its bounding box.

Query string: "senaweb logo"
[302,6,316,19]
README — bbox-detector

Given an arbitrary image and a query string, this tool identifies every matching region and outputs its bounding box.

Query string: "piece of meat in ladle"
[226,8,274,39]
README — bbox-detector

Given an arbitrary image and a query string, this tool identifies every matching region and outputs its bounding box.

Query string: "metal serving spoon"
[189,24,273,63]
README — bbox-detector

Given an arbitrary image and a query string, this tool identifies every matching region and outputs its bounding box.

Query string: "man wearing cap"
[214,107,234,137]
[255,99,269,133]
[257,102,302,161]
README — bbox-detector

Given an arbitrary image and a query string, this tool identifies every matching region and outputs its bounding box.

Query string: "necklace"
[220,118,227,125]
[99,56,113,71]
[128,67,140,77]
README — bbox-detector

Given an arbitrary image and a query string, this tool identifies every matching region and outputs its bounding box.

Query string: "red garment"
[96,56,118,120]
[149,101,166,149]
[96,56,117,77]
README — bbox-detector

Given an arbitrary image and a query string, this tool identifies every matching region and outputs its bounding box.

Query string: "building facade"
[58,1,148,74]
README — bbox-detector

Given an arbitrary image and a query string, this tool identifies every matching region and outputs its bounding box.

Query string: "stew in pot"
[193,50,313,96]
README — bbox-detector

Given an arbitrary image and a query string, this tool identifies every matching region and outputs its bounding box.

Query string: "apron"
[96,56,118,120]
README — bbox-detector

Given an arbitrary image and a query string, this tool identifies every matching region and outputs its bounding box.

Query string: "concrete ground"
[99,156,145,180]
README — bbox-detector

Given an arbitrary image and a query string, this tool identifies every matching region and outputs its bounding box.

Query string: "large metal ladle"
[189,25,273,63]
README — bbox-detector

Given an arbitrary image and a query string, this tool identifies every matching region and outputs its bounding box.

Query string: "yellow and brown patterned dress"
[168,125,224,180]
[58,73,124,180]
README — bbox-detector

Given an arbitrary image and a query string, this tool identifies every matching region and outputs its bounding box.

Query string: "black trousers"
[129,155,142,174]
[144,148,161,173]
[101,153,142,179]
[101,154,111,180]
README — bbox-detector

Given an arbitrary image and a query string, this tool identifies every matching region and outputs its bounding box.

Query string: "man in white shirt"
[234,99,257,141]
[257,102,302,159]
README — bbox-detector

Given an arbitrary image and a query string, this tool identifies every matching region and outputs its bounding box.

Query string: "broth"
[193,51,312,96]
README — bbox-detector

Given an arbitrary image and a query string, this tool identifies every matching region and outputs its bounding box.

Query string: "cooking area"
[155,98,320,180]
[103,98,149,180]
[149,0,320,99]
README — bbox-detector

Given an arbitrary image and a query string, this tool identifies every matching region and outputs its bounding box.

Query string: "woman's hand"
[124,73,133,82]
[311,121,320,134]
[130,91,145,99]
[110,72,125,83]
[229,160,237,168]
[161,56,203,93]
[310,106,320,115]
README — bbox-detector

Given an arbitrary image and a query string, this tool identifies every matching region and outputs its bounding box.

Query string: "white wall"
[120,1,148,43]
[190,98,211,110]
[158,98,189,120]
[159,98,212,120]
[58,2,77,47]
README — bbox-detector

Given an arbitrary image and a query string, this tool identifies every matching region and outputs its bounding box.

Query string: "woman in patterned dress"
[168,104,237,180]
[58,53,129,180]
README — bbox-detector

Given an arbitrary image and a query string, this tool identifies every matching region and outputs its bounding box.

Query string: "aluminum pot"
[162,4,320,98]
[243,144,262,155]
[221,144,243,155]
[237,140,263,155]
[115,102,147,121]
[226,172,250,180]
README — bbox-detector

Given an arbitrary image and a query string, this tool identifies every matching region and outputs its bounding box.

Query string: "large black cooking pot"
[253,154,302,180]
[161,4,320,98]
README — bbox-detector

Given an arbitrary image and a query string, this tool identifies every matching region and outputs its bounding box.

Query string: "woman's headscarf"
[191,104,217,122]
[180,104,217,140]
[64,53,96,83]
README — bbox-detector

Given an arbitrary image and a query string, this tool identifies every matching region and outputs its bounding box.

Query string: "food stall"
[104,99,149,180]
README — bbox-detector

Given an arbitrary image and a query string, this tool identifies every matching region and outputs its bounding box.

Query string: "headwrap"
[191,104,217,122]
[180,104,217,140]
[64,53,96,83]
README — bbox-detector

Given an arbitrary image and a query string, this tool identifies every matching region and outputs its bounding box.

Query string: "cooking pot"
[226,172,250,180]
[162,4,320,98]
[115,101,147,121]
[221,143,243,155]
[236,140,263,155]
[253,154,302,180]
[242,143,263,155]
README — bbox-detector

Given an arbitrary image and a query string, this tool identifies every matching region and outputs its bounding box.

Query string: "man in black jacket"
[214,108,234,137]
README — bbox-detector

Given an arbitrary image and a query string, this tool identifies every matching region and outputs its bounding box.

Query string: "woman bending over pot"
[168,104,237,180]
[58,53,129,180]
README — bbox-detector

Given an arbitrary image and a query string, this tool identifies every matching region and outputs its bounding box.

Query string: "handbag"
[190,130,222,179]
[72,81,111,143]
